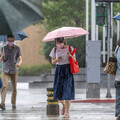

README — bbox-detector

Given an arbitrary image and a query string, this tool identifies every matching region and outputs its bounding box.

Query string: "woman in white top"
[49,37,76,118]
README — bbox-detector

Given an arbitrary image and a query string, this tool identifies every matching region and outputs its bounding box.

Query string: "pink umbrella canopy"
[42,27,89,42]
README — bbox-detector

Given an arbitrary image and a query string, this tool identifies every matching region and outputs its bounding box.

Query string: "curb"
[71,99,116,103]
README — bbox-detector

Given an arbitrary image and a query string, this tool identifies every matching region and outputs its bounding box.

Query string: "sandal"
[63,112,70,118]
[61,105,66,115]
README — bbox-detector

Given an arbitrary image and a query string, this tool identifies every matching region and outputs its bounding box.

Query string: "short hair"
[7,35,14,38]
[55,37,64,43]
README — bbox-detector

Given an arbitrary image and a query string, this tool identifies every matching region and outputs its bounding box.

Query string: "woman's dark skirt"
[53,64,75,100]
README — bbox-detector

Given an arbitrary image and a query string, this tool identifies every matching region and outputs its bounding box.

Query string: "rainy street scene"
[1,0,120,120]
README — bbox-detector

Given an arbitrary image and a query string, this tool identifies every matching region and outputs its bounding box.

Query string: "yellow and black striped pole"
[47,88,59,115]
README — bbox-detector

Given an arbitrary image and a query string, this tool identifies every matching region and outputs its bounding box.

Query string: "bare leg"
[64,100,71,118]
[60,100,66,115]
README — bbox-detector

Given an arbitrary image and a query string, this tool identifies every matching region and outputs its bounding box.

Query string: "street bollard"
[46,88,59,115]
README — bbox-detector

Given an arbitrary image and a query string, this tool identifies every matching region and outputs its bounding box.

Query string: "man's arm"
[0,52,4,63]
[16,56,22,68]
[16,47,22,68]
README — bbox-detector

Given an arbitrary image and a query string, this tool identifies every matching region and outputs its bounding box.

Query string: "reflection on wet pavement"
[0,84,116,120]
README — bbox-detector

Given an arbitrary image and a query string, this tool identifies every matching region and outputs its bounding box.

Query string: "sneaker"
[0,104,5,110]
[12,104,16,110]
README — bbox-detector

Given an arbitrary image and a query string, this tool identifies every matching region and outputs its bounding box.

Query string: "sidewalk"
[74,88,116,103]
[0,83,116,120]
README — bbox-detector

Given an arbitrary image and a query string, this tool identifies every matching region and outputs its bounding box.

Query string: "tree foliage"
[42,0,86,67]
[113,3,120,15]
[42,0,85,30]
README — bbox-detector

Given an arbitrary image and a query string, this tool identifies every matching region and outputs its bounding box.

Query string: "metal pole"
[106,2,112,98]
[117,15,120,40]
[96,25,98,41]
[103,26,106,63]
[86,0,89,41]
[91,0,96,41]
[110,3,113,57]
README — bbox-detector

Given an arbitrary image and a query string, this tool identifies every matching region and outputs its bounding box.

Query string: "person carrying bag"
[49,37,76,118]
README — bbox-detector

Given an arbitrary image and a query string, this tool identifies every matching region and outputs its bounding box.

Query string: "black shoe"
[0,104,5,110]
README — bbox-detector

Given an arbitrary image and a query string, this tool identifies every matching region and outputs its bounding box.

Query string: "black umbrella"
[0,0,43,35]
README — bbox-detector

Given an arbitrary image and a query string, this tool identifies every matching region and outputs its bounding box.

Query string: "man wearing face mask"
[0,35,22,110]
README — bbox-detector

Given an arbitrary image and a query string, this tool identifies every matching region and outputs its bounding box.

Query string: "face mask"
[56,43,64,48]
[8,41,14,46]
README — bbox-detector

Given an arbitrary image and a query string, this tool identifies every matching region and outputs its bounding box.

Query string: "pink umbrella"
[42,27,89,42]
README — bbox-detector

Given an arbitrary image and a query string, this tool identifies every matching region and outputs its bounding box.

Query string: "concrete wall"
[16,25,49,66]
[17,68,115,89]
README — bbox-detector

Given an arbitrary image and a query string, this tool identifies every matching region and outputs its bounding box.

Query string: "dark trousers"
[115,81,120,117]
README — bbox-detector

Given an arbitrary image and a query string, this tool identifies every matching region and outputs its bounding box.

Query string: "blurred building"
[16,25,49,66]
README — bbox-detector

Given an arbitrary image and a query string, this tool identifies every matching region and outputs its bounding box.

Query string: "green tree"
[42,0,85,30]
[42,0,86,67]
[113,3,120,15]
[41,1,120,67]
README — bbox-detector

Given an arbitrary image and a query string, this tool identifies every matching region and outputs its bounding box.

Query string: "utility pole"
[86,0,89,41]
[106,2,112,98]
[91,0,96,41]
[110,3,113,57]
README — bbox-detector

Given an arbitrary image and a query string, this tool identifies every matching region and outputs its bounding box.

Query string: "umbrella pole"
[66,39,67,45]
[66,40,69,52]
